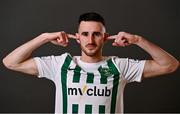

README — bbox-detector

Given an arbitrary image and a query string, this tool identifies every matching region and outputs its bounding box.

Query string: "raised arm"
[107,32,179,79]
[2,32,77,76]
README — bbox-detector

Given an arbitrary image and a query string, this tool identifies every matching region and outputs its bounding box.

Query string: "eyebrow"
[93,32,101,34]
[80,31,102,34]
[81,32,88,35]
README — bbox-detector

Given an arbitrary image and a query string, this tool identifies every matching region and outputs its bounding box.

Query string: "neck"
[81,52,104,63]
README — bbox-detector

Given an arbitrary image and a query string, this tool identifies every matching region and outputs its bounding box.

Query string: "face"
[77,21,107,57]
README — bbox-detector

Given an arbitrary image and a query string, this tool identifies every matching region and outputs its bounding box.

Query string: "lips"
[86,44,97,49]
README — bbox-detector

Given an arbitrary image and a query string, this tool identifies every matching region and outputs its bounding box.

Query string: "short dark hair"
[78,12,105,26]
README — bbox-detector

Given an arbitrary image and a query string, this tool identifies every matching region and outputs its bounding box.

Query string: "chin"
[83,49,98,56]
[85,51,97,56]
[81,46,101,57]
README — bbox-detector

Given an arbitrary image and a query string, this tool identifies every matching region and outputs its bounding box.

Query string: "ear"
[76,33,80,44]
[104,33,109,42]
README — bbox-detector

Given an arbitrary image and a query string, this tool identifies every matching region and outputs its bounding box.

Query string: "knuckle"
[119,31,125,34]
[59,32,63,35]
[60,31,65,35]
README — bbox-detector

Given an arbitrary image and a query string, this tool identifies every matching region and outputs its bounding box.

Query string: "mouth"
[85,44,97,49]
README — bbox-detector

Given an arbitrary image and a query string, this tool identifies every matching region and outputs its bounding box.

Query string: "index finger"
[107,35,117,40]
[67,34,77,39]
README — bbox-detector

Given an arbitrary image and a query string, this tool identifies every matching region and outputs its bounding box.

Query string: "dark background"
[0,0,179,113]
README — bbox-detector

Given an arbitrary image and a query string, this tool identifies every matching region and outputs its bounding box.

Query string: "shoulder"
[109,56,129,65]
[34,52,72,65]
[110,56,145,64]
[109,56,145,72]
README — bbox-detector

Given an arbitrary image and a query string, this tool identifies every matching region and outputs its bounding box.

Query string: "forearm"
[3,35,48,67]
[108,31,179,77]
[135,36,179,72]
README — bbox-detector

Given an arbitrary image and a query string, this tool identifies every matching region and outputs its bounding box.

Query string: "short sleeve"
[33,53,68,81]
[113,57,146,83]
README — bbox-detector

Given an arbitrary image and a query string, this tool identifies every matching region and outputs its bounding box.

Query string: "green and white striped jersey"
[34,53,145,114]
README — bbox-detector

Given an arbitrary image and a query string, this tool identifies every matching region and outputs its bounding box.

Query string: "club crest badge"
[98,66,113,77]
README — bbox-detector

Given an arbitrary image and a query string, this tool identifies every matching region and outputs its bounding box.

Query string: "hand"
[107,32,141,47]
[39,31,77,47]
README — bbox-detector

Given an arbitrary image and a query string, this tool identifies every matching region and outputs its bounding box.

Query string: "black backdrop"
[0,0,179,113]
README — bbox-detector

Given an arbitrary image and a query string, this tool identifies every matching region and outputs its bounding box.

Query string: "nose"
[88,35,95,44]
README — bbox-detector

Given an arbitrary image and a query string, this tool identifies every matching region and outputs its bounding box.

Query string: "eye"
[93,32,101,37]
[81,32,88,36]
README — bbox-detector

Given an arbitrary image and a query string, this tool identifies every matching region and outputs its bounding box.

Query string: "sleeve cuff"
[33,57,43,78]
[136,60,146,82]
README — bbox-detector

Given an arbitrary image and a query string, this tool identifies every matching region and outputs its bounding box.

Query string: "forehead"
[78,21,105,33]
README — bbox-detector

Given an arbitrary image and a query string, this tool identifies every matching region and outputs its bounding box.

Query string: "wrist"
[35,33,50,44]
[134,35,144,46]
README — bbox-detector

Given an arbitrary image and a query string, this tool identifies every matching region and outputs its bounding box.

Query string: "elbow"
[166,60,179,73]
[2,58,16,70]
[2,58,11,69]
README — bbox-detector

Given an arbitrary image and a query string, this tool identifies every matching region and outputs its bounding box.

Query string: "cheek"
[79,38,87,45]
[97,39,104,44]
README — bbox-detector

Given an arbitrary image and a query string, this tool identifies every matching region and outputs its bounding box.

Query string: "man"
[3,12,179,113]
